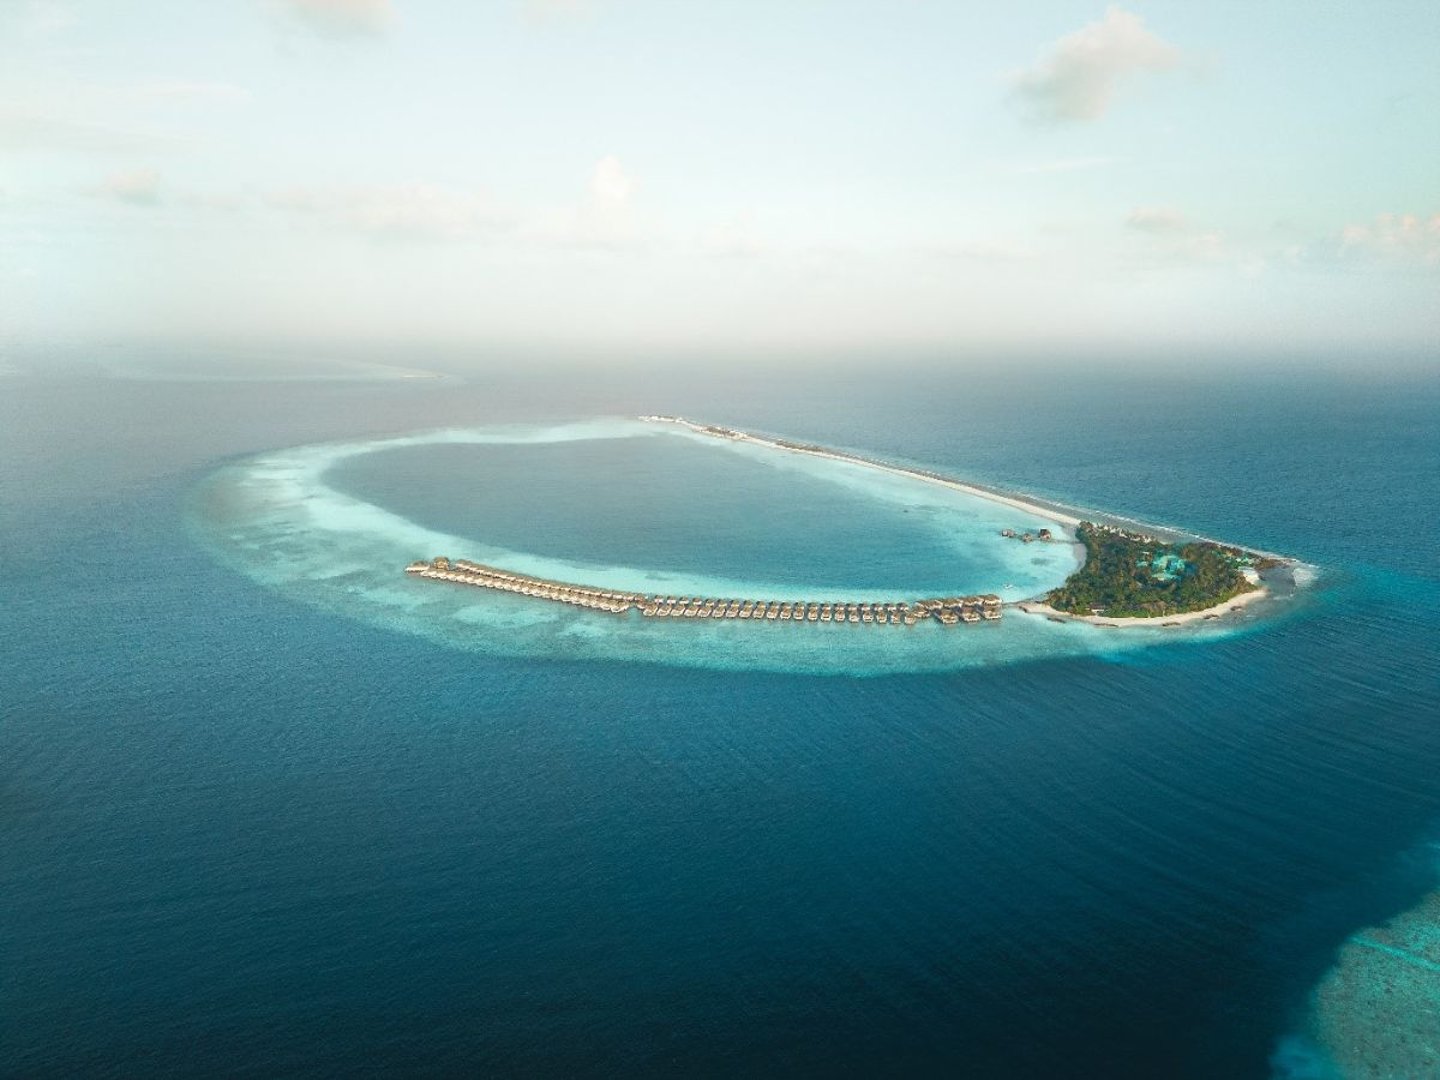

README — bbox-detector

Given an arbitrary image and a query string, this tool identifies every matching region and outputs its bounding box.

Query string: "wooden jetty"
[406,557,1002,627]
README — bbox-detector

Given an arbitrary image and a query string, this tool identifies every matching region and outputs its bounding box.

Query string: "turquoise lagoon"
[192,417,1263,675]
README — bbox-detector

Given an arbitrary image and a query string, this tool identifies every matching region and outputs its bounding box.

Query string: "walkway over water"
[407,558,1002,627]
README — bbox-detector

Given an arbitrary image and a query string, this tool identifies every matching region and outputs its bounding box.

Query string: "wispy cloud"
[1126,206,1188,233]
[256,157,643,249]
[0,110,180,154]
[1340,212,1440,265]
[1121,204,1230,265]
[1010,156,1116,175]
[0,77,244,158]
[130,79,252,104]
[265,183,500,239]
[521,0,592,22]
[928,240,1038,264]
[280,0,394,38]
[1170,231,1226,263]
[20,0,78,38]
[1012,6,1183,123]
[95,168,162,205]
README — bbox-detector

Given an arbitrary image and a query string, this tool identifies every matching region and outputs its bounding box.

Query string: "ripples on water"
[2,365,1438,1077]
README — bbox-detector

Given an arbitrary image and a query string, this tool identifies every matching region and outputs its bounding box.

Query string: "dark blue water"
[3,360,1438,1077]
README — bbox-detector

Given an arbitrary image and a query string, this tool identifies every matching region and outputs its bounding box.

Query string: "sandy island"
[1014,585,1269,628]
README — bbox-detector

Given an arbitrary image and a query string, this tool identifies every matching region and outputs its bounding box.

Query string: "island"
[403,417,1296,632]
[1045,522,1268,616]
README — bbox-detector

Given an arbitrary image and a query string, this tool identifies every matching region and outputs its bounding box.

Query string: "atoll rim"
[187,417,1293,675]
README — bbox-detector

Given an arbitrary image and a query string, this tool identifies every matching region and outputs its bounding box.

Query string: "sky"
[1,0,1437,359]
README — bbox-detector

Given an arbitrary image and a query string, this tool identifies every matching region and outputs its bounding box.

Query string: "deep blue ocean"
[3,356,1438,1077]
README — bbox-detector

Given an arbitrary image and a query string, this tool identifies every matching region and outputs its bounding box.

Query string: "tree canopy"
[1048,523,1255,618]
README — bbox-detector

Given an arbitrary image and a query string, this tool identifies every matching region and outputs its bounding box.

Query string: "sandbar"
[646,416,1083,527]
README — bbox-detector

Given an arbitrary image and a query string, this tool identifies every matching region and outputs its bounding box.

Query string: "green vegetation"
[1047,522,1257,618]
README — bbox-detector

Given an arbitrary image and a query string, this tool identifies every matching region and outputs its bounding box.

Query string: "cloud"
[1012,6,1183,123]
[1126,206,1188,233]
[1172,231,1226,262]
[266,183,500,239]
[97,168,162,205]
[262,158,644,249]
[1122,205,1229,264]
[177,191,249,213]
[1139,228,1226,264]
[1339,212,1440,265]
[1010,156,1116,175]
[544,155,636,247]
[928,240,1038,264]
[0,111,179,154]
[0,77,244,159]
[21,1,78,37]
[522,0,591,21]
[280,0,393,38]
[520,157,644,249]
[1120,210,1440,274]
[587,155,633,207]
[132,79,252,104]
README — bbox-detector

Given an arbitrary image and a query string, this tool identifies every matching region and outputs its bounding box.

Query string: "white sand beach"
[1014,585,1269,629]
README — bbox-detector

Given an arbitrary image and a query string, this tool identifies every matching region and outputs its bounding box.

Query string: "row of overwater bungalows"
[406,557,647,614]
[406,558,1001,625]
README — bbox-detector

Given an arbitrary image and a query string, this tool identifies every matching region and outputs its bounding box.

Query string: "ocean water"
[2,357,1438,1077]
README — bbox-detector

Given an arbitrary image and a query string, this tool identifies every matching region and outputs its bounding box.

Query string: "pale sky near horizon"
[1,0,1437,359]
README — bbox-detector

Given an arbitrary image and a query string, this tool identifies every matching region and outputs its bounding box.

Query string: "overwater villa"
[404,557,1004,629]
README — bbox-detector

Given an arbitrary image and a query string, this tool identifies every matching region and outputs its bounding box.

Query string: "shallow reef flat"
[188,418,1294,675]
[1300,887,1440,1078]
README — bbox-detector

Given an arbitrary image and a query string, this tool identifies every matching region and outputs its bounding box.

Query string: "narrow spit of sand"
[648,416,1084,528]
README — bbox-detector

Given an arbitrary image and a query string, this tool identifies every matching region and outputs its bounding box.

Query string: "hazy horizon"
[3,0,1437,358]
